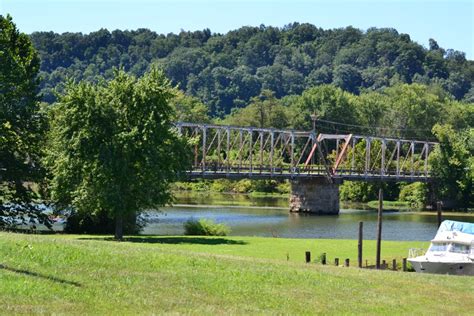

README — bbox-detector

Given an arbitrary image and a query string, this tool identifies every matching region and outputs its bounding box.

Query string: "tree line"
[31,23,473,116]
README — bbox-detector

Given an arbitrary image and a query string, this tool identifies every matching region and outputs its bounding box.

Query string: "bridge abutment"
[289,178,340,214]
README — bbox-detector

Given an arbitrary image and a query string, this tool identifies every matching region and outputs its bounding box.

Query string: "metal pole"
[270,131,274,176]
[226,128,230,173]
[260,131,263,173]
[249,130,253,175]
[376,186,383,269]
[202,126,207,173]
[358,221,363,268]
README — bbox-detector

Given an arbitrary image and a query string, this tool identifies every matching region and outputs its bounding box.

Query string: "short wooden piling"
[322,253,327,265]
[305,251,311,263]
[345,258,350,267]
[402,258,407,272]
[382,260,386,269]
[392,259,397,271]
[335,258,339,266]
[358,221,363,268]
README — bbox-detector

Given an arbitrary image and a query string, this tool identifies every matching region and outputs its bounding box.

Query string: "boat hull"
[408,259,474,275]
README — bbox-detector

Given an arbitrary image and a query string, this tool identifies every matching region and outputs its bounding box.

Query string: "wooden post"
[345,258,350,267]
[322,253,327,265]
[402,258,407,272]
[358,221,363,268]
[305,251,311,263]
[392,259,397,271]
[437,201,443,227]
[376,186,383,269]
[335,258,339,266]
[382,260,386,269]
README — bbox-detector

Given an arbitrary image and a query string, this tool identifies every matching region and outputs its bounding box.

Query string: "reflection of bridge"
[176,122,438,214]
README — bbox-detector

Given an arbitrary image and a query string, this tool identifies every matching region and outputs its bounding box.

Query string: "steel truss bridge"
[176,122,438,182]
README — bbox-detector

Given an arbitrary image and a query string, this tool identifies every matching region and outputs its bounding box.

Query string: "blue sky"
[2,0,473,59]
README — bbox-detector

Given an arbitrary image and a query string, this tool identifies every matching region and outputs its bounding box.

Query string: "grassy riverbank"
[1,233,473,314]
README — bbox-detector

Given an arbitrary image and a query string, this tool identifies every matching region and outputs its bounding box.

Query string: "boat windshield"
[450,243,470,254]
[429,242,448,252]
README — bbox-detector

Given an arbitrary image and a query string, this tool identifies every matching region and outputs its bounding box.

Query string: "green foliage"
[0,15,51,229]
[169,90,210,122]
[288,85,358,130]
[399,183,428,209]
[183,218,230,236]
[340,181,378,203]
[233,179,253,193]
[45,67,191,238]
[31,24,473,115]
[222,90,289,128]
[430,124,473,208]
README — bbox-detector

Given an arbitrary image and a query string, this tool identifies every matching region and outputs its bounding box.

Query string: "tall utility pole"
[376,185,383,269]
[310,113,318,133]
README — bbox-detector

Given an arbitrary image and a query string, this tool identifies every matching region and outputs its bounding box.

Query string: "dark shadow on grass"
[80,236,247,245]
[0,264,81,287]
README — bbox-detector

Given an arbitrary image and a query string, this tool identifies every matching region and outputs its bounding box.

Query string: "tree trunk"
[114,213,123,240]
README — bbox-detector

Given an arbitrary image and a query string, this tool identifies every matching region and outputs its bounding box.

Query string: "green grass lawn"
[1,233,472,315]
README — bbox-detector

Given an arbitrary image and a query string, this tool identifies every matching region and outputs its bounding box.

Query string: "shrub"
[234,179,253,193]
[399,182,428,209]
[183,218,231,236]
[339,181,378,202]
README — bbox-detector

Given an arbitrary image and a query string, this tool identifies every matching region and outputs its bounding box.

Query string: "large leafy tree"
[430,124,473,209]
[0,15,50,228]
[45,67,191,239]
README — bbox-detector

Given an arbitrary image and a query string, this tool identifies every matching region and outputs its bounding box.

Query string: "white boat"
[408,220,474,275]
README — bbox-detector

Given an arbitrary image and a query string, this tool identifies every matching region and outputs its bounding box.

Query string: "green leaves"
[430,124,473,208]
[0,15,49,229]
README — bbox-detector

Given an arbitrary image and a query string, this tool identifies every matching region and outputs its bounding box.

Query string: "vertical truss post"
[270,131,274,176]
[226,127,230,174]
[217,128,222,171]
[351,137,356,175]
[410,141,415,177]
[365,137,371,176]
[290,131,295,176]
[202,126,207,173]
[238,130,243,173]
[381,138,386,177]
[249,129,253,175]
[259,131,264,173]
[396,141,400,177]
[424,143,429,176]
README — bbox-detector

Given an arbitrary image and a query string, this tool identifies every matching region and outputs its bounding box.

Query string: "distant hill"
[31,23,474,116]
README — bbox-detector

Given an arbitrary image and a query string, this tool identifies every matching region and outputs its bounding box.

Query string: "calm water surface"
[142,192,474,241]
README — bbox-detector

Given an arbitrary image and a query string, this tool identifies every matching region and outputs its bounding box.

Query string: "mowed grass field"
[0,233,473,315]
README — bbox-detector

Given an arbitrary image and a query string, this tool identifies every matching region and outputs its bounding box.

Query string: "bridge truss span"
[175,122,438,182]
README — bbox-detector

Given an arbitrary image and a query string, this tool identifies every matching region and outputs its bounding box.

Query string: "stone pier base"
[289,178,340,214]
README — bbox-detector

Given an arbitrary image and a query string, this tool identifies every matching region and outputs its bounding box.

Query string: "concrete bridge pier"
[289,178,340,215]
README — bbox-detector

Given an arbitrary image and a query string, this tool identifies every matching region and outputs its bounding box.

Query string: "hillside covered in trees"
[31,23,473,116]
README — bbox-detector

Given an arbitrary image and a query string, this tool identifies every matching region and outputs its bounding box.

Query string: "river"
[141,192,474,241]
